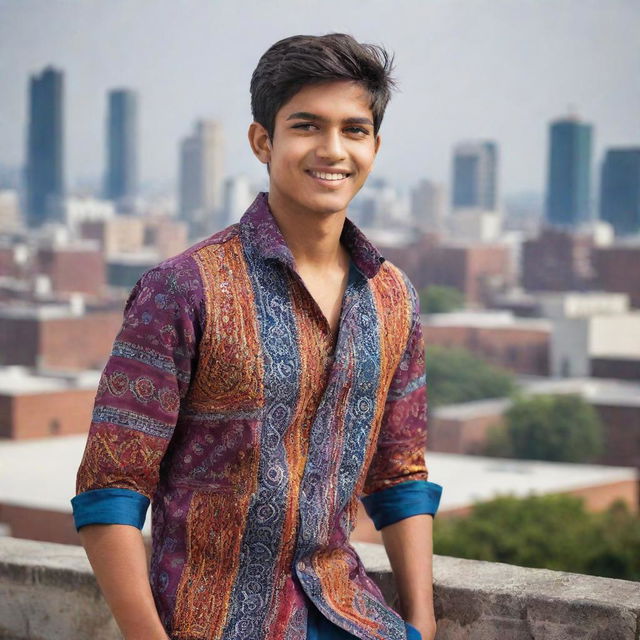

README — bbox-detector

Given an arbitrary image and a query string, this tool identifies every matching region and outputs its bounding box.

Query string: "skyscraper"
[104,89,138,210]
[411,179,446,234]
[599,148,640,236]
[451,141,499,210]
[545,115,593,228]
[26,66,65,227]
[179,120,224,238]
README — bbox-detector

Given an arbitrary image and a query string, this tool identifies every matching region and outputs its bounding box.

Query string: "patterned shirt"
[72,192,442,640]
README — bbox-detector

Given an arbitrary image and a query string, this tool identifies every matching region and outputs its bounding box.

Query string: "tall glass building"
[451,141,499,211]
[599,148,640,236]
[26,66,65,227]
[545,116,593,228]
[104,89,138,209]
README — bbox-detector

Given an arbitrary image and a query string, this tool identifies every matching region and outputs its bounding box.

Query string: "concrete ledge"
[1,537,640,640]
[358,542,640,640]
[0,538,119,640]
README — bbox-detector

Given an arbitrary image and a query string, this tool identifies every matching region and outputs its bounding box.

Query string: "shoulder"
[123,224,241,324]
[137,223,242,301]
[371,259,419,312]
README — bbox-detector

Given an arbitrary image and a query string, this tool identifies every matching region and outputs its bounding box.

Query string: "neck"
[267,190,350,272]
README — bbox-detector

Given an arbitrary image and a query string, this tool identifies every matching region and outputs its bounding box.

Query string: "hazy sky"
[1,0,639,196]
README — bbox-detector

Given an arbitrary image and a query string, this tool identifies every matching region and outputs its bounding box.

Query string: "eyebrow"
[285,111,374,126]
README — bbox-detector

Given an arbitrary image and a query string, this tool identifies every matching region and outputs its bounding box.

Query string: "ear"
[248,122,271,164]
[374,133,382,155]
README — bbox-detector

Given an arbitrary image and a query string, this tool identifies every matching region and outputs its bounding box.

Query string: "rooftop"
[0,366,101,395]
[423,310,551,331]
[428,451,637,511]
[523,376,640,408]
[1,433,634,527]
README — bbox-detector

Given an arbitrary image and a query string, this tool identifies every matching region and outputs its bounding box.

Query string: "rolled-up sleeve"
[361,278,442,530]
[71,259,202,531]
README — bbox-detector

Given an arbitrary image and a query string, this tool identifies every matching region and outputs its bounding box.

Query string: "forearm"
[79,524,169,640]
[380,514,435,626]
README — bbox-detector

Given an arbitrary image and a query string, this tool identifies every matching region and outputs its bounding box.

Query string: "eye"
[345,126,370,136]
[291,123,318,131]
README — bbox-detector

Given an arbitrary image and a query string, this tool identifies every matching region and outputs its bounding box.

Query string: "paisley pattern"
[74,192,433,640]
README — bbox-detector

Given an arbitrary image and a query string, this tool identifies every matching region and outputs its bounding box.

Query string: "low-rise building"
[423,311,551,375]
[427,377,640,469]
[0,302,122,371]
[593,243,640,308]
[0,367,100,439]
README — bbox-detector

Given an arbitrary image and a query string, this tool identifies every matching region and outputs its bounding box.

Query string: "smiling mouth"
[306,170,351,181]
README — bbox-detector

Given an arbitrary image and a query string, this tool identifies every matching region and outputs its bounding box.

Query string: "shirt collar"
[239,192,385,279]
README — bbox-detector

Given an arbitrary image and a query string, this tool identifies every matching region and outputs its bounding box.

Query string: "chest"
[296,267,350,343]
[186,241,410,418]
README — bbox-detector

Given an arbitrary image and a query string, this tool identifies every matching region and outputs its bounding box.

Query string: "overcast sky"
[1,0,639,196]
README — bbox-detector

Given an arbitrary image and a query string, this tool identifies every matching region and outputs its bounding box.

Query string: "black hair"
[250,33,396,140]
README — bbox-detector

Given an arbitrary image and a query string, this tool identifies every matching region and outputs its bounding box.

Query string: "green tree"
[505,394,604,463]
[419,285,465,314]
[433,494,640,581]
[426,345,516,407]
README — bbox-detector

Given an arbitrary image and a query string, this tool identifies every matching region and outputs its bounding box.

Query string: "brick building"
[381,236,512,306]
[426,378,640,470]
[423,312,551,375]
[0,367,99,439]
[593,245,640,308]
[81,215,188,261]
[429,398,508,455]
[36,244,106,297]
[522,228,594,292]
[80,216,145,256]
[0,303,123,371]
[142,218,189,260]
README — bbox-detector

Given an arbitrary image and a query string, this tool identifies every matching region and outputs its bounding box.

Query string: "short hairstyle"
[250,33,396,140]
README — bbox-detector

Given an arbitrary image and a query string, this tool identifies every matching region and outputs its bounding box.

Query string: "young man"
[72,33,443,640]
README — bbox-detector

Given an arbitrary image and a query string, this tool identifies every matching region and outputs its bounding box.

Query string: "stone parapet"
[1,537,639,640]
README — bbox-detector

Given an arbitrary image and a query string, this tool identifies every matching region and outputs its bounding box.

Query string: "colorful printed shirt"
[72,192,443,640]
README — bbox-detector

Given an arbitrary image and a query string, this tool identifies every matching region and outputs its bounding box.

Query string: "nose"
[316,128,346,162]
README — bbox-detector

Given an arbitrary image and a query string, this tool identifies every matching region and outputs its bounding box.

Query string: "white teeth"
[311,171,348,181]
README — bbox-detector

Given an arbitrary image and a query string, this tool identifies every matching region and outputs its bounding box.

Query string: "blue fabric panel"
[306,601,422,639]
[361,480,443,531]
[405,621,423,639]
[71,487,150,531]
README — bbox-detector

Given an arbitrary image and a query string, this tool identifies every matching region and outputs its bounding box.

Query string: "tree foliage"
[433,494,640,581]
[419,285,465,314]
[503,394,604,463]
[426,345,516,407]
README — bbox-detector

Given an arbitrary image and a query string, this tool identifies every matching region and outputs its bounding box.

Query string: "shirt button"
[297,561,306,572]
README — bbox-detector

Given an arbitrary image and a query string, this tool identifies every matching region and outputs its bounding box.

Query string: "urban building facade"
[593,244,640,308]
[451,141,499,211]
[178,120,224,238]
[104,89,138,211]
[411,178,447,234]
[599,148,640,236]
[522,228,594,292]
[26,67,65,227]
[545,116,593,227]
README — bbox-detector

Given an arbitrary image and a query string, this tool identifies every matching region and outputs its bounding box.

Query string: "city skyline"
[1,0,639,196]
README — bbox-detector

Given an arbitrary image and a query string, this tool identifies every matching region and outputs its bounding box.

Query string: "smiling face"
[249,80,381,220]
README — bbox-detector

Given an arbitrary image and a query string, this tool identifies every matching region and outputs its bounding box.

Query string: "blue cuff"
[361,480,443,531]
[71,488,150,531]
[405,621,423,640]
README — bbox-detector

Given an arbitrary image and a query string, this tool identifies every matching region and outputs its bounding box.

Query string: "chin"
[304,192,354,215]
